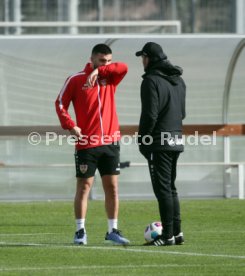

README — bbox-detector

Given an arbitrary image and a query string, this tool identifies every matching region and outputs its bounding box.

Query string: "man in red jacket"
[55,44,130,245]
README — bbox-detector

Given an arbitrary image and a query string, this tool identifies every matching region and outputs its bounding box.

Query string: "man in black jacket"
[136,42,186,246]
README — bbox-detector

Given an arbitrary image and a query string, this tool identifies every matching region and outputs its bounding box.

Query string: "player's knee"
[77,178,92,193]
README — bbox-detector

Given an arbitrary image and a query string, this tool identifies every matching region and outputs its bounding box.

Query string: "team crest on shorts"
[80,164,88,174]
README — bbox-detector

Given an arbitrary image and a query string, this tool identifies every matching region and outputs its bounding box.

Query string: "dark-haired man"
[56,44,130,245]
[136,42,186,246]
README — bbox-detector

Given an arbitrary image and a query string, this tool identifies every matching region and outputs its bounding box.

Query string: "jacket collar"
[83,63,94,74]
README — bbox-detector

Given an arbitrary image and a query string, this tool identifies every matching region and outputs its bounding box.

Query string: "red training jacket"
[55,62,128,150]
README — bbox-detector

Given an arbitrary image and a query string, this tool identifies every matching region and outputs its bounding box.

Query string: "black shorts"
[75,143,120,178]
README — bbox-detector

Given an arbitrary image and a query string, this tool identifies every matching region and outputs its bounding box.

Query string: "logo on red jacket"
[80,164,88,174]
[82,84,89,90]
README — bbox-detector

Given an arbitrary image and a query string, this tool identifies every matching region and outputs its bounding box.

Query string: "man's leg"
[73,177,94,245]
[170,152,184,244]
[74,177,94,220]
[98,144,120,232]
[101,174,130,245]
[74,149,97,245]
[170,152,182,236]
[101,175,119,221]
[148,151,174,239]
[98,143,129,245]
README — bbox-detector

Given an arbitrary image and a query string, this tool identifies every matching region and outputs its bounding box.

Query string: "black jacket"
[138,59,186,156]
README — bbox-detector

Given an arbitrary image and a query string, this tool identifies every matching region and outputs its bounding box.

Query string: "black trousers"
[147,151,181,238]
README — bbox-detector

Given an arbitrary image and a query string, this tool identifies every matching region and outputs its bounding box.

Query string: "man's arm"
[138,78,159,137]
[55,77,77,131]
[181,79,186,120]
[98,63,128,85]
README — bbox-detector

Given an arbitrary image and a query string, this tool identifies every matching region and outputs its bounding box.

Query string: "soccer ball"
[144,221,163,242]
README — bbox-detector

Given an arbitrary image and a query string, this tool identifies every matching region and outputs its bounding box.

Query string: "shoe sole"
[74,241,87,245]
[176,241,184,245]
[175,237,184,245]
[144,237,175,246]
[143,242,175,246]
[104,240,130,246]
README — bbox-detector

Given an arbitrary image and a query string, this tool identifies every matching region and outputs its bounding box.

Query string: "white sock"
[108,219,118,233]
[76,219,85,232]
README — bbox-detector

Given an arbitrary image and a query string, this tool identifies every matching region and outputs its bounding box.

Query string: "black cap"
[135,42,167,60]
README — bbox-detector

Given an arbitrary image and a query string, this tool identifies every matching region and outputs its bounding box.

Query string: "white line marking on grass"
[86,246,245,260]
[0,233,55,236]
[0,263,244,272]
[0,242,245,260]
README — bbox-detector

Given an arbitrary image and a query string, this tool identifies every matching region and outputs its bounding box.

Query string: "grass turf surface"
[0,199,244,275]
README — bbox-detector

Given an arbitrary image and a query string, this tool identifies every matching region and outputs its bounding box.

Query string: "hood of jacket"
[143,59,183,85]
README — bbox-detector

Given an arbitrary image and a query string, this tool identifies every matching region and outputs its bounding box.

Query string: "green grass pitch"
[0,199,244,275]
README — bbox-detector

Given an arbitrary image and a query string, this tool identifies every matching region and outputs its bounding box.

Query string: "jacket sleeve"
[98,62,128,86]
[138,78,159,137]
[55,77,76,130]
[181,79,186,120]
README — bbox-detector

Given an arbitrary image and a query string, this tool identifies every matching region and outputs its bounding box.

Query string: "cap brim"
[135,51,143,57]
